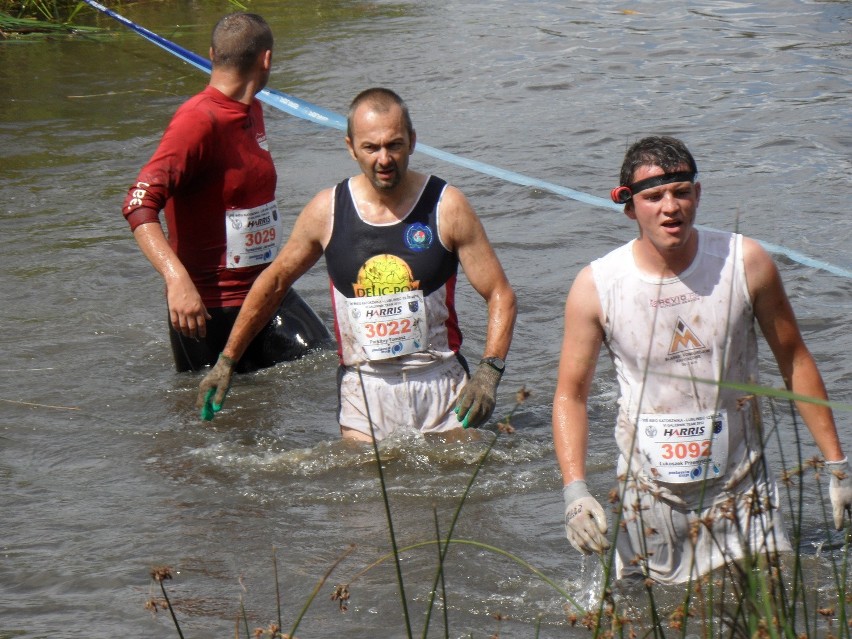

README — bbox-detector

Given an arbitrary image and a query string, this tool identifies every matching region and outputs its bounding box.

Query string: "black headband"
[629,171,696,195]
[610,171,696,204]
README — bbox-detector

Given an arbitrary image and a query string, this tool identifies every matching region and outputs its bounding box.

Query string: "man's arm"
[438,186,515,428]
[744,237,844,462]
[197,190,331,412]
[441,186,516,360]
[124,105,215,339]
[553,266,610,554]
[133,220,210,339]
[553,266,604,484]
[222,190,331,362]
[745,237,851,529]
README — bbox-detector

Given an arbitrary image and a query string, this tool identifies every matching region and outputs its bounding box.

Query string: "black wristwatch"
[480,356,505,374]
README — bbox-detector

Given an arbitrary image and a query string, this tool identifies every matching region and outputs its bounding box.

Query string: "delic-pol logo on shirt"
[352,254,420,297]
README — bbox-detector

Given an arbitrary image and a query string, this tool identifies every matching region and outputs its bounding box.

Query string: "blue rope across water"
[83,0,852,280]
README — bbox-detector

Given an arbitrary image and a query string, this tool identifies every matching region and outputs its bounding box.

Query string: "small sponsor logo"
[669,317,705,354]
[665,316,710,365]
[404,223,433,252]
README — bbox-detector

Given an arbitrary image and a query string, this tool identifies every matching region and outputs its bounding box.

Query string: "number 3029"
[245,228,276,247]
[660,440,711,460]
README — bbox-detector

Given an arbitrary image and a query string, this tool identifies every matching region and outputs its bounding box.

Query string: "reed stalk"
[356,365,414,639]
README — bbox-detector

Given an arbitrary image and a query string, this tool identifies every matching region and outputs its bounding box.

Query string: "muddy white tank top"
[591,230,763,507]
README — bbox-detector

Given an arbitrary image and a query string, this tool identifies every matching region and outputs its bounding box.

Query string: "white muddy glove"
[826,457,852,530]
[563,480,610,555]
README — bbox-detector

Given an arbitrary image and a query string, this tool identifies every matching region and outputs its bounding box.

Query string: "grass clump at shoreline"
[0,0,247,35]
[0,0,104,37]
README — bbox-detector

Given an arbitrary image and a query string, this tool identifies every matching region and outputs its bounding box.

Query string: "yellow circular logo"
[353,254,420,297]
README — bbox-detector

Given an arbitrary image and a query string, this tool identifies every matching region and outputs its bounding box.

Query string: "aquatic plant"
[0,0,97,32]
[0,0,247,35]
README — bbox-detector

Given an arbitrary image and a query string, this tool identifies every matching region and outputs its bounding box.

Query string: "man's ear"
[409,129,417,155]
[623,201,637,221]
[345,136,356,161]
[694,181,701,207]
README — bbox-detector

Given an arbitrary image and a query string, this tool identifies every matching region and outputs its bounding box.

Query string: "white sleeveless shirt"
[591,229,764,507]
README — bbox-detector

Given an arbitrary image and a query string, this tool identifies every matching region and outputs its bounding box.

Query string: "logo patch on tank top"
[665,316,710,364]
[353,254,420,297]
[404,222,433,252]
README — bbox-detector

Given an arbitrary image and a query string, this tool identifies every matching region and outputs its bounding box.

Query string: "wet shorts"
[336,356,469,440]
[615,473,792,584]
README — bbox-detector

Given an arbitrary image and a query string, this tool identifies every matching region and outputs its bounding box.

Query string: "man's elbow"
[492,282,517,319]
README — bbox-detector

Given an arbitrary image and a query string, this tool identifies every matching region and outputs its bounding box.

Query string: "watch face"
[483,357,505,372]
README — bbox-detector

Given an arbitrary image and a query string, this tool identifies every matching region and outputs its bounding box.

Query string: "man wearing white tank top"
[552,136,850,584]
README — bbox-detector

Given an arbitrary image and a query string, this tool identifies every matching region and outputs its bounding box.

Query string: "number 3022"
[363,319,412,338]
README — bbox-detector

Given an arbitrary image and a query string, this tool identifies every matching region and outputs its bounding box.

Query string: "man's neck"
[632,231,699,278]
[208,70,259,105]
[352,172,428,223]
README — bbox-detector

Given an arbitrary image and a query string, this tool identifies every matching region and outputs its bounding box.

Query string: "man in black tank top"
[197,88,517,441]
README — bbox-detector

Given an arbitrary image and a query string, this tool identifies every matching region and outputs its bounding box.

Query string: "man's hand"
[196,353,235,421]
[454,361,502,428]
[827,457,852,530]
[166,275,210,339]
[563,480,610,554]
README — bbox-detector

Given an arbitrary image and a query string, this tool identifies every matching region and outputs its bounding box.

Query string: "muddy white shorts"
[615,473,792,585]
[336,357,469,440]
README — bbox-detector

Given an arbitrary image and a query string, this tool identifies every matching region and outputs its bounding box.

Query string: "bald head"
[346,87,414,141]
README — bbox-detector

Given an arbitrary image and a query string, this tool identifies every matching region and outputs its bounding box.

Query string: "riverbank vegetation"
[0,0,101,36]
[145,383,851,639]
[1,0,89,23]
[0,0,245,37]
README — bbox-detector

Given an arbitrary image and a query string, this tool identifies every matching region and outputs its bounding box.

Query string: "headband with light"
[610,171,697,204]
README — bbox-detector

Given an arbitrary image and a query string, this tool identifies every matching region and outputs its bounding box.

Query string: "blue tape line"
[84,0,851,280]
[753,239,852,279]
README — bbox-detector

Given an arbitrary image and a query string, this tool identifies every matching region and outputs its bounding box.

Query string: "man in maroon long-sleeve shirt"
[123,12,330,373]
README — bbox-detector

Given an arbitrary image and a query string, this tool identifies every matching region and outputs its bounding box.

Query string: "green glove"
[454,361,502,429]
[196,353,234,421]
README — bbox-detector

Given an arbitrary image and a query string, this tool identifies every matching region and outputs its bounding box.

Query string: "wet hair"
[210,13,273,73]
[346,87,414,141]
[619,136,698,187]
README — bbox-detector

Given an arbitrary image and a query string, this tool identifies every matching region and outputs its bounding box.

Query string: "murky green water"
[1,1,850,637]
